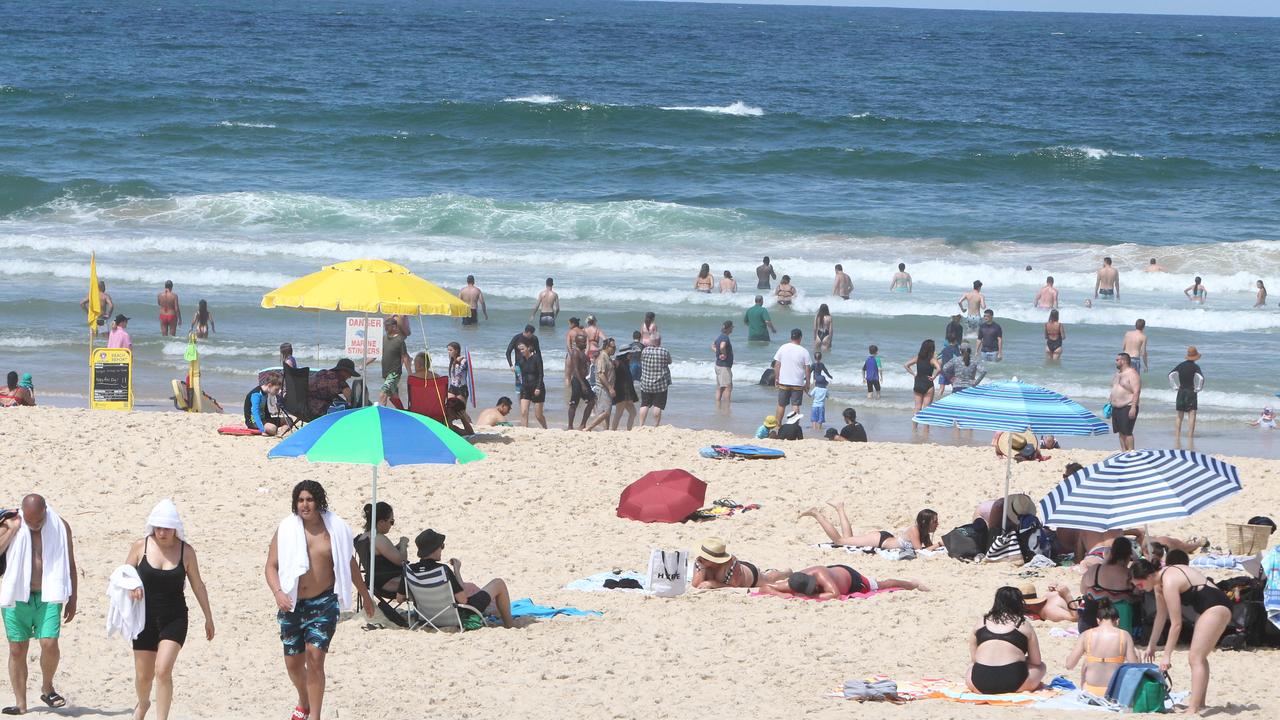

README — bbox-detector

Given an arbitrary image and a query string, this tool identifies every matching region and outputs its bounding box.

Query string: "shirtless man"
[157,280,181,336]
[719,271,737,294]
[564,317,585,351]
[755,256,776,290]
[890,263,912,293]
[958,281,986,337]
[1094,257,1119,301]
[1121,319,1148,373]
[530,277,559,329]
[774,275,797,307]
[565,334,595,430]
[832,264,853,299]
[458,275,487,326]
[475,396,513,426]
[757,565,924,600]
[0,495,78,715]
[265,482,373,720]
[79,280,114,338]
[1144,258,1165,273]
[1034,276,1059,309]
[1109,353,1142,451]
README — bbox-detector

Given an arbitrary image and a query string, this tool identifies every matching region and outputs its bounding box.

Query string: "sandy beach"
[2,407,1277,719]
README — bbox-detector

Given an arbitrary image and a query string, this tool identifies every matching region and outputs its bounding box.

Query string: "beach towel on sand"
[275,511,355,612]
[1,506,72,608]
[698,445,785,460]
[505,598,602,619]
[218,426,262,436]
[564,571,652,594]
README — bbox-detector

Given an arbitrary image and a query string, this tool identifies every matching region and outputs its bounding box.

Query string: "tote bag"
[647,549,689,597]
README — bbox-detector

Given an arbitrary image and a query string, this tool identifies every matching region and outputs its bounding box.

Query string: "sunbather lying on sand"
[691,538,789,589]
[1019,582,1076,623]
[757,565,926,600]
[800,502,942,550]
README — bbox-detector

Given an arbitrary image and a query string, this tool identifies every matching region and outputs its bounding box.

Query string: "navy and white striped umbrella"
[912,381,1109,436]
[1039,449,1243,532]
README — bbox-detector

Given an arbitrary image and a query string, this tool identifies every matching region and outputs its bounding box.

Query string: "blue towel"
[507,598,602,619]
[1049,675,1077,691]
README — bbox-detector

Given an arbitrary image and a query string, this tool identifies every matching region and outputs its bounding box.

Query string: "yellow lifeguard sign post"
[91,347,133,410]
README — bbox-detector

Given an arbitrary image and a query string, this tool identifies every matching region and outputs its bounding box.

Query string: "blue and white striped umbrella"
[911,381,1109,436]
[1039,449,1243,532]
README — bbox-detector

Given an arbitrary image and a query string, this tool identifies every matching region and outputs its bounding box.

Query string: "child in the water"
[1248,407,1276,429]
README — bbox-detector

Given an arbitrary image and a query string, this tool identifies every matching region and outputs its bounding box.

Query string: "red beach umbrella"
[617,469,707,523]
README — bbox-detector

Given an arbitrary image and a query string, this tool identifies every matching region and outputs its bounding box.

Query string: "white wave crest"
[502,94,562,104]
[217,121,277,129]
[0,259,292,289]
[660,101,763,117]
[1046,145,1141,160]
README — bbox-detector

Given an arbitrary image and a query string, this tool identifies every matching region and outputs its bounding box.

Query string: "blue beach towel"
[507,598,602,619]
[699,444,785,460]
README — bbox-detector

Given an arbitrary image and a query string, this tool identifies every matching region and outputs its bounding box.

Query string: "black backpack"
[943,520,990,560]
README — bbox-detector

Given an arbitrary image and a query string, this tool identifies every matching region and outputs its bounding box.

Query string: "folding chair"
[354,535,408,627]
[406,374,449,424]
[280,365,315,431]
[403,562,489,632]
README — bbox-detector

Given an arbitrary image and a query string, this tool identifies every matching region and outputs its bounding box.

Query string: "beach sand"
[2,407,1276,719]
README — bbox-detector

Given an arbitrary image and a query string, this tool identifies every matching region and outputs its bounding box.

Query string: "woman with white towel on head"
[123,500,215,720]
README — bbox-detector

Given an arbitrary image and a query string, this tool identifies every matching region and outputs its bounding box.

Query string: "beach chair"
[403,562,488,632]
[406,374,449,424]
[280,365,315,430]
[354,535,408,627]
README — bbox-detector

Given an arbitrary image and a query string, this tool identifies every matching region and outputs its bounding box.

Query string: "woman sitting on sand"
[1132,557,1232,714]
[757,565,925,600]
[691,538,790,589]
[966,586,1047,695]
[800,502,942,550]
[1078,536,1135,634]
[1065,598,1137,696]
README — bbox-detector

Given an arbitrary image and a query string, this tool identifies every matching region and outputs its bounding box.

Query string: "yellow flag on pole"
[87,252,102,331]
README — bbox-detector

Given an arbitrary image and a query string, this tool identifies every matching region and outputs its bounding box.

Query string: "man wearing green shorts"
[0,495,78,714]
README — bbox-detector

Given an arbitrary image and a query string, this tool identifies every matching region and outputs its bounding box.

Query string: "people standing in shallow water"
[905,339,940,424]
[719,270,737,294]
[812,303,833,353]
[890,263,912,293]
[1094,257,1119,301]
[694,263,713,293]
[530,277,559,328]
[190,300,214,338]
[774,275,796,307]
[832,264,853,299]
[126,499,216,720]
[1255,280,1267,308]
[755,256,776,290]
[1044,309,1064,361]
[1184,276,1207,304]
[1145,258,1165,273]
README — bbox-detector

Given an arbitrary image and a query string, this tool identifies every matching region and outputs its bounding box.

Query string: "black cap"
[788,572,818,596]
[332,358,361,377]
[415,529,445,557]
[114,314,130,323]
[824,428,839,439]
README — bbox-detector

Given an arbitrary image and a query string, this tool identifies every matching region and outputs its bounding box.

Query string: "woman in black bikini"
[812,303,833,353]
[966,586,1046,695]
[126,500,215,720]
[799,502,943,550]
[1044,309,1064,361]
[1077,536,1135,634]
[690,537,789,589]
[1132,558,1232,714]
[904,339,940,424]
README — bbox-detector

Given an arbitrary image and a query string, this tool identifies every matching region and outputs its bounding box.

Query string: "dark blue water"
[1,0,1278,453]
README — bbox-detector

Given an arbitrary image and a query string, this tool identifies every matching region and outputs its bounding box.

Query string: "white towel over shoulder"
[276,511,355,612]
[106,565,145,641]
[1,506,72,608]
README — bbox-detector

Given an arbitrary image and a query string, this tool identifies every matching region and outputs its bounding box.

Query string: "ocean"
[1,0,1277,455]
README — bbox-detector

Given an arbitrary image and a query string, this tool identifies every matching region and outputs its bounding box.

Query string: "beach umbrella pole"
[369,464,378,612]
[1003,449,1011,532]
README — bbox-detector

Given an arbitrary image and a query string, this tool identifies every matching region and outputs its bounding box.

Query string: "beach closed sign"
[345,317,383,357]
[90,347,133,410]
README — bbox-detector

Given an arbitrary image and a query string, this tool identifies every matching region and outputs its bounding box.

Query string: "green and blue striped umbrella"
[269,405,484,602]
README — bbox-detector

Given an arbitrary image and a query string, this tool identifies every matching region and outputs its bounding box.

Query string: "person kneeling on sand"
[800,502,942,550]
[408,530,515,629]
[244,371,284,436]
[966,586,1047,695]
[475,397,514,426]
[758,565,925,600]
[691,538,789,589]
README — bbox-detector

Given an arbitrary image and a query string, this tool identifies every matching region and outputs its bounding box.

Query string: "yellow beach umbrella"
[261,259,470,317]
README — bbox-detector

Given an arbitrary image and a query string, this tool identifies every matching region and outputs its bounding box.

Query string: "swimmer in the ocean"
[1144,258,1165,272]
[832,264,853,299]
[1094,257,1119,301]
[775,275,797,307]
[530,277,560,328]
[890,263,912,293]
[958,281,986,336]
[1255,280,1267,308]
[694,263,714,293]
[1184,276,1207,304]
[1034,277,1058,310]
[720,270,737,294]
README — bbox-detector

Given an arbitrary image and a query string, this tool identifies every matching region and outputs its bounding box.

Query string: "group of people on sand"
[0,482,518,720]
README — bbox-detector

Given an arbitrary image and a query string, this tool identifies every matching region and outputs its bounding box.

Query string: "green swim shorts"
[2,591,63,642]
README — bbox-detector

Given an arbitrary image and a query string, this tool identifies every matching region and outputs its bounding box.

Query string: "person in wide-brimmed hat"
[406,529,515,629]
[691,537,791,590]
[306,358,361,418]
[1017,581,1076,623]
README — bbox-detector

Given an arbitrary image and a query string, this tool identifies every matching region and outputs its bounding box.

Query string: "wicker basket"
[1225,523,1271,556]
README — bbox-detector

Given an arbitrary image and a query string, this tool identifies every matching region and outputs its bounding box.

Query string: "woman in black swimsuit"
[966,586,1046,695]
[126,500,215,720]
[690,537,789,589]
[355,502,408,600]
[799,502,942,551]
[904,339,941,423]
[1132,559,1232,714]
